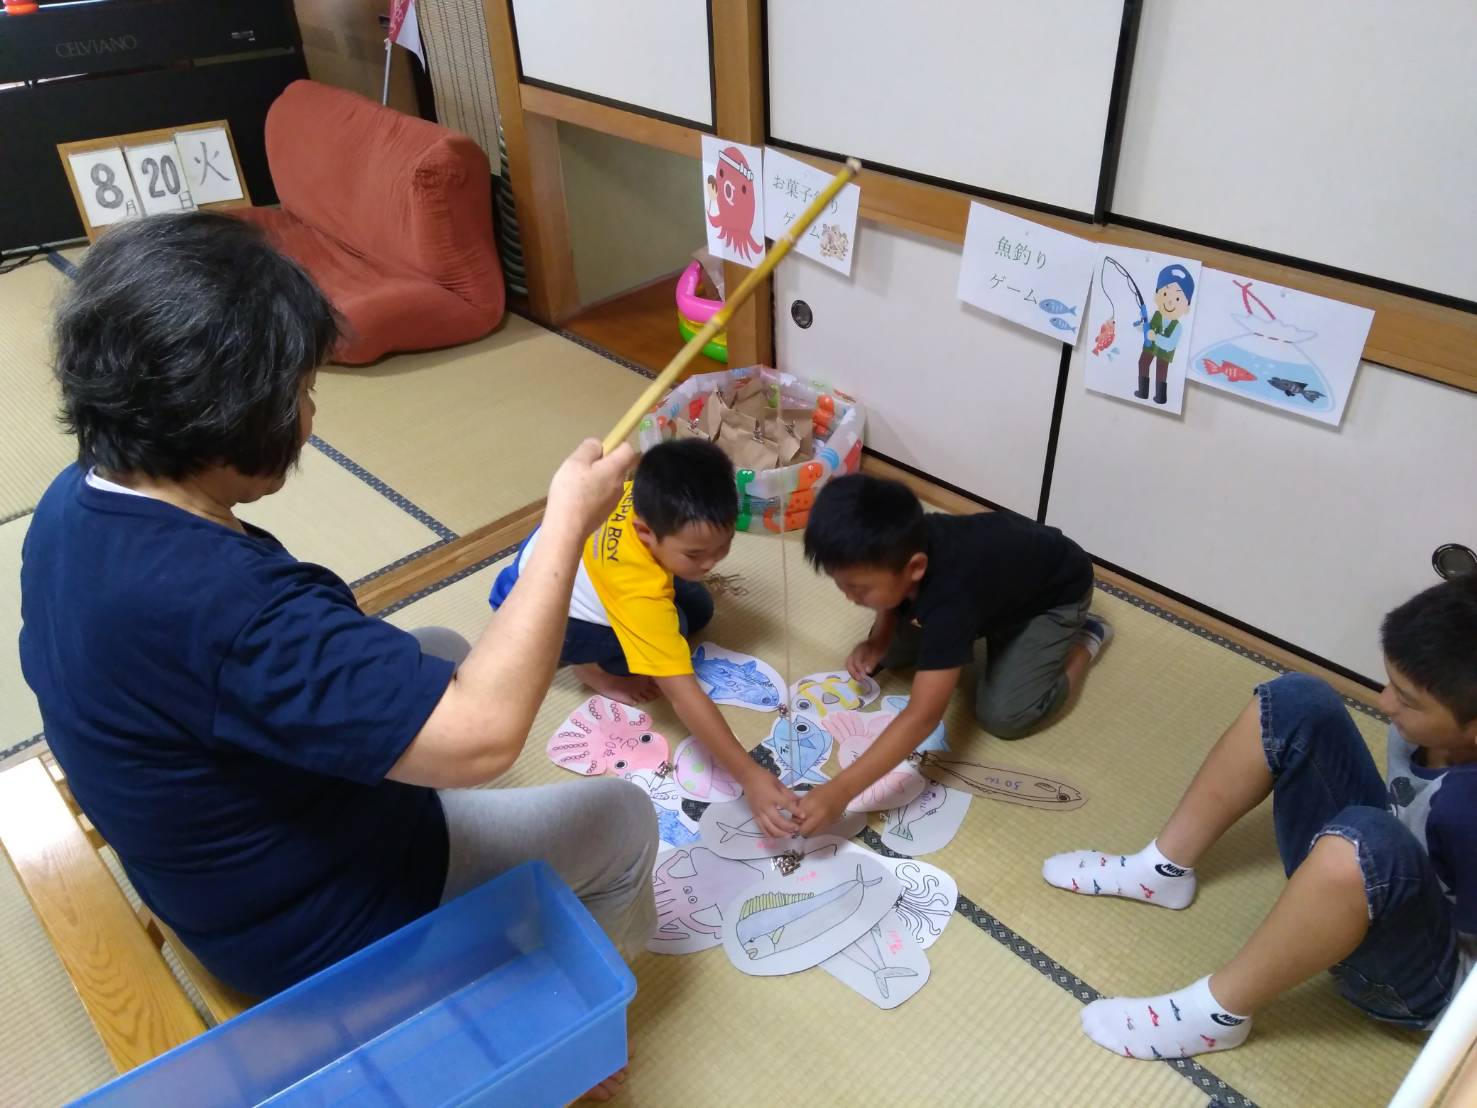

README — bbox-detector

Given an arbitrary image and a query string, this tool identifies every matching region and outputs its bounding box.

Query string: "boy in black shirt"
[793,474,1110,833]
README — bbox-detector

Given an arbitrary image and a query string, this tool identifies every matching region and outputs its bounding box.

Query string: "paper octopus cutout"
[706,145,762,260]
[546,695,670,777]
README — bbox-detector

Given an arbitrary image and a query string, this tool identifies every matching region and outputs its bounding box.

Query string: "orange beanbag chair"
[237,80,504,365]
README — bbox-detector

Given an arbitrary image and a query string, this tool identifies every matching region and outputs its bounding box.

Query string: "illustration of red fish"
[1092,318,1115,355]
[1201,358,1257,383]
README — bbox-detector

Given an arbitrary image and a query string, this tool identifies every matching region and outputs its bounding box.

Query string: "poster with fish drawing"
[647,847,766,955]
[691,642,784,712]
[1186,270,1373,427]
[919,753,1086,811]
[721,855,900,977]
[956,201,1097,345]
[702,136,766,268]
[762,147,861,277]
[880,781,971,857]
[699,794,866,861]
[1084,245,1203,415]
[820,909,930,1009]
[671,736,746,804]
[790,671,881,720]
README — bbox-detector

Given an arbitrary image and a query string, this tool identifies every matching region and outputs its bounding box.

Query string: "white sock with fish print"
[1041,840,1196,909]
[1080,975,1251,1060]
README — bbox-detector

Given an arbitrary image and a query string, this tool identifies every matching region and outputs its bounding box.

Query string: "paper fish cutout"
[647,847,766,955]
[881,694,949,753]
[758,716,833,788]
[918,753,1085,810]
[786,839,958,951]
[1092,317,1115,355]
[672,736,745,803]
[624,769,700,848]
[790,671,881,719]
[722,855,900,977]
[827,710,928,814]
[699,795,866,861]
[821,909,930,1009]
[1201,357,1257,383]
[880,781,971,858]
[692,643,783,712]
[546,696,671,777]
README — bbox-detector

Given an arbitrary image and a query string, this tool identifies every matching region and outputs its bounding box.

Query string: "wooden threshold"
[354,500,546,616]
[562,273,727,378]
[861,454,1384,711]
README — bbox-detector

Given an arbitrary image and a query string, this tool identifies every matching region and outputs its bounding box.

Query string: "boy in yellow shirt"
[491,440,800,835]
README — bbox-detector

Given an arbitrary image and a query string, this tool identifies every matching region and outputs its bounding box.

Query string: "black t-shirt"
[898,512,1093,670]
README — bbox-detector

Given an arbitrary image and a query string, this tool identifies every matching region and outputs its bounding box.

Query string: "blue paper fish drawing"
[1048,316,1075,332]
[1038,300,1077,316]
[760,717,832,787]
[735,864,881,960]
[693,646,781,709]
[657,808,700,848]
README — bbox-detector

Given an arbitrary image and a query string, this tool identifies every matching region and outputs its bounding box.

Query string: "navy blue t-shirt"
[19,467,455,996]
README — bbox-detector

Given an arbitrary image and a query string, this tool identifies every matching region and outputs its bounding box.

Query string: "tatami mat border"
[857,827,1258,1106]
[307,435,458,542]
[1092,580,1387,723]
[371,540,523,621]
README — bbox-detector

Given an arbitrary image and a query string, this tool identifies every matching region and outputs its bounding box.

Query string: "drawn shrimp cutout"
[706,145,762,260]
[545,695,671,777]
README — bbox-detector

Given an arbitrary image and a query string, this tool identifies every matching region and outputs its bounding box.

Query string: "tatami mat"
[382,531,1420,1106]
[309,313,650,535]
[0,257,79,523]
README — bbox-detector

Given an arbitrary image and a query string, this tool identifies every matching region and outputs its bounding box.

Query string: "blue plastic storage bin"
[72,861,635,1108]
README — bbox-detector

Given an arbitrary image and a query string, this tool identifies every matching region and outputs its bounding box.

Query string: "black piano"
[0,0,307,252]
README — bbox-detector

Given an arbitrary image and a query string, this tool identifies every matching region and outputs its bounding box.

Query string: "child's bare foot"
[578,1066,628,1102]
[573,665,658,705]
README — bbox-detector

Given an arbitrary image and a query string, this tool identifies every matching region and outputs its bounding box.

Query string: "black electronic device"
[0,0,308,252]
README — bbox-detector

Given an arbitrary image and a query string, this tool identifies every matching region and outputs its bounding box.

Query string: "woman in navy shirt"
[19,214,657,1041]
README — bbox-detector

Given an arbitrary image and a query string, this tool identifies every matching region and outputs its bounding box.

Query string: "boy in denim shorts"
[1043,575,1477,1060]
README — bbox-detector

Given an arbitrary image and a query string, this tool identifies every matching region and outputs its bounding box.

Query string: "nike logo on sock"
[1211,1012,1246,1027]
[1154,862,1189,877]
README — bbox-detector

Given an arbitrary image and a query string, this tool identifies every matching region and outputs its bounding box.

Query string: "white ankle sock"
[1042,839,1197,909]
[1081,975,1251,1060]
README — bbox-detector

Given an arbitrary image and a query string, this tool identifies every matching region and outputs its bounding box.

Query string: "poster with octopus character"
[701,136,766,268]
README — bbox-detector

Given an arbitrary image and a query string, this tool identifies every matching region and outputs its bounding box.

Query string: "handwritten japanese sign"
[762,147,861,276]
[957,202,1096,345]
[701,135,766,268]
[173,127,243,205]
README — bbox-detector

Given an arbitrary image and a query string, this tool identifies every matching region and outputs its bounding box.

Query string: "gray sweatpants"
[411,627,659,957]
[883,586,1093,740]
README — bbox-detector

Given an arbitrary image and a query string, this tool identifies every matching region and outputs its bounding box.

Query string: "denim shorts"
[1259,673,1460,1027]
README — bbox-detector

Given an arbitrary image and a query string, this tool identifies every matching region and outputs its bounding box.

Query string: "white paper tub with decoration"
[636,365,865,533]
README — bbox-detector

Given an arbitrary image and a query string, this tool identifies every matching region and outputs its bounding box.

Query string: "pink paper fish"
[672,736,745,803]
[547,696,670,777]
[826,710,928,813]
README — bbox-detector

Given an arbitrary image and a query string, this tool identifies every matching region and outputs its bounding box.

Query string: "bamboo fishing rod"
[601,157,862,454]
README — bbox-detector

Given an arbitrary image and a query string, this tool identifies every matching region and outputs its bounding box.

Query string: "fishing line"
[1099,255,1148,329]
